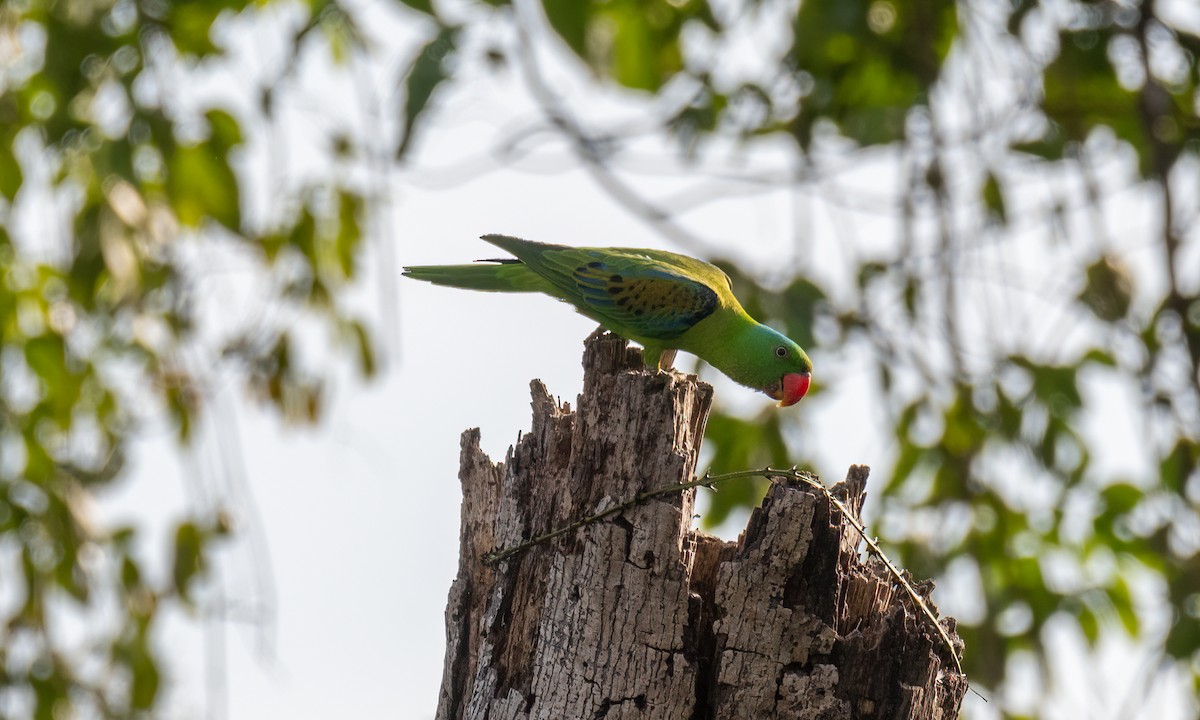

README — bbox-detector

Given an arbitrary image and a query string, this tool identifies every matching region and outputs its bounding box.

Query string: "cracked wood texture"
[438,333,966,720]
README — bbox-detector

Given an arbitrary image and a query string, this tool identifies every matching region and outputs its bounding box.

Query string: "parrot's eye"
[774,346,788,358]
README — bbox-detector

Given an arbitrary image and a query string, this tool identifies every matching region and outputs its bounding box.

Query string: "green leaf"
[1166,614,1200,660]
[343,318,376,378]
[1077,602,1100,645]
[168,143,242,231]
[23,429,55,482]
[543,0,590,58]
[1012,131,1067,161]
[396,25,459,160]
[555,0,710,94]
[789,0,958,148]
[25,333,67,386]
[1077,256,1132,322]
[1011,357,1082,414]
[890,438,927,488]
[25,333,80,426]
[168,3,226,56]
[982,171,1006,225]
[172,521,205,604]
[606,2,678,92]
[1161,440,1198,493]
[335,191,363,279]
[290,207,318,268]
[205,109,244,153]
[0,125,22,201]
[856,261,887,290]
[1100,483,1143,515]
[942,387,987,455]
[128,625,160,710]
[902,274,918,317]
[1081,349,1116,367]
[1110,576,1139,636]
[259,231,287,262]
[165,382,195,443]
[396,0,437,16]
[1042,30,1143,169]
[121,556,141,591]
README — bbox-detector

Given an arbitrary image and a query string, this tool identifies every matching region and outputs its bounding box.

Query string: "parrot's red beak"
[774,372,810,407]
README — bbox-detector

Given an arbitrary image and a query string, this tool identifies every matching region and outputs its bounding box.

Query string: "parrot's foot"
[657,349,677,371]
[642,346,678,373]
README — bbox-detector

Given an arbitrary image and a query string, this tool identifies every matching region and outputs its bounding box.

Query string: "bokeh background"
[1,0,1199,717]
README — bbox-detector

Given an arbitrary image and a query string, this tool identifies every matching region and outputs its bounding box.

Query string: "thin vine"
[482,466,965,676]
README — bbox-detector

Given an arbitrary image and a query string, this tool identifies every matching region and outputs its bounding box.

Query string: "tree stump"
[437,333,967,720]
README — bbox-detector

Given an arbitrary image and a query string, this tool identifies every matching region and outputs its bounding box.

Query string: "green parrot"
[403,235,813,406]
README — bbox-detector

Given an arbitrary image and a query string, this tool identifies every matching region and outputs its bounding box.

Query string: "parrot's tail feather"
[401,262,547,292]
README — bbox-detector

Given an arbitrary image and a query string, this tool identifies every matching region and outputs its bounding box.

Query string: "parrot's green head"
[741,325,813,407]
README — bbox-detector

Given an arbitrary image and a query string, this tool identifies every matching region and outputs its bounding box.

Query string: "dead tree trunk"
[438,333,967,720]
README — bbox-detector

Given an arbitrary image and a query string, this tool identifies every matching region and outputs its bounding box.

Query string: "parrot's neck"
[684,311,781,390]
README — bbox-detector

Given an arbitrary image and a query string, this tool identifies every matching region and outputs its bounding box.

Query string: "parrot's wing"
[568,258,718,339]
[481,235,720,339]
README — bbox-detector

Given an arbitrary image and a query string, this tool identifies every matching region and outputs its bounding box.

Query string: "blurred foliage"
[396,24,459,160]
[544,0,718,92]
[788,0,957,149]
[0,0,375,716]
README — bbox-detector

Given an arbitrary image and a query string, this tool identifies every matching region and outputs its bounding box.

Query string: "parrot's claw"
[657,348,678,371]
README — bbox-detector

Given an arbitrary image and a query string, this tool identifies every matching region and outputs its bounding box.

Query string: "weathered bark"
[438,333,966,720]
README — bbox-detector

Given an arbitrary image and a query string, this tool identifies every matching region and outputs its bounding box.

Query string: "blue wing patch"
[570,260,717,339]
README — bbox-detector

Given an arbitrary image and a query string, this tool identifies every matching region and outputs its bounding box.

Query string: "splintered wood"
[437,333,966,720]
